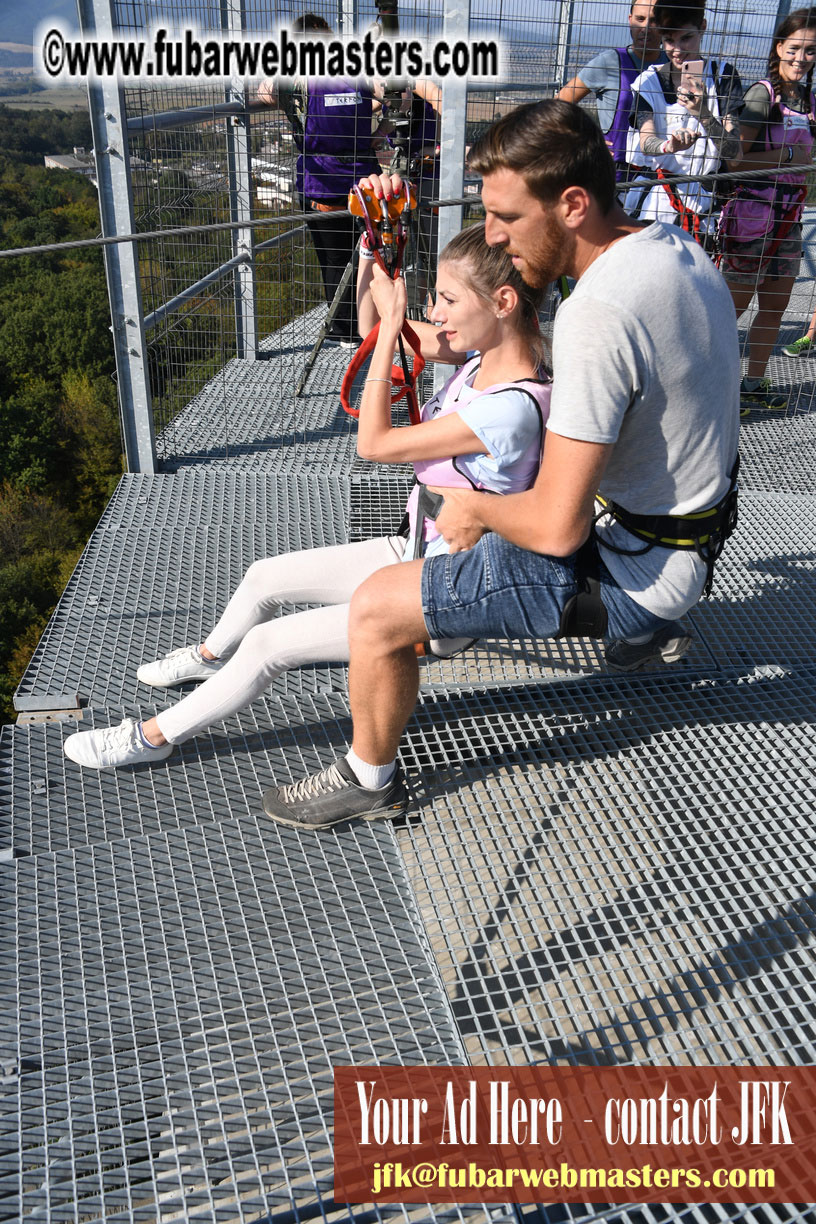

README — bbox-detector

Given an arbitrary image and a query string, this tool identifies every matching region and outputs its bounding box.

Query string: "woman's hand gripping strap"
[341,181,425,422]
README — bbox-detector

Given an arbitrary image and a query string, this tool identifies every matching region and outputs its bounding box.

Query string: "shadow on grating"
[6,667,816,1077]
[688,492,816,670]
[393,667,816,1066]
[738,400,816,495]
[0,815,520,1224]
[9,646,802,862]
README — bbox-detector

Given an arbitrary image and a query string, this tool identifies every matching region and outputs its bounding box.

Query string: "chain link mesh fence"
[98,0,816,467]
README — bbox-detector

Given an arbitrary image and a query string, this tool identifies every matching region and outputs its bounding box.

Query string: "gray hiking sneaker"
[137,644,223,688]
[605,622,693,673]
[263,757,407,829]
[64,717,174,769]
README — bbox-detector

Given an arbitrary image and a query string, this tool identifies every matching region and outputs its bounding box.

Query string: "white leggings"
[155,536,405,744]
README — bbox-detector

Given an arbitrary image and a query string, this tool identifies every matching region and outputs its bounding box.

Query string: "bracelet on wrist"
[366,377,393,384]
[359,245,375,260]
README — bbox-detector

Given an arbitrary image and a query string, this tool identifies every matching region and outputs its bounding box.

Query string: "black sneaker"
[324,327,358,350]
[739,377,787,415]
[605,622,693,673]
[262,757,407,829]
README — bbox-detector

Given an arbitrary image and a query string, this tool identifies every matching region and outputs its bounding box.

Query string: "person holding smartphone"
[557,0,665,181]
[719,8,816,413]
[623,1,743,242]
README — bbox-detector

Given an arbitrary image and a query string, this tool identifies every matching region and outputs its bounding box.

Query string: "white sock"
[623,631,653,645]
[346,748,396,790]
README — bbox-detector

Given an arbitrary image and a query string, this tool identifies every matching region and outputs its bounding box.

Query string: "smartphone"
[679,59,705,94]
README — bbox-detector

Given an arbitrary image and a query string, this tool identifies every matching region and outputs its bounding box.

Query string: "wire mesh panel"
[90,0,816,467]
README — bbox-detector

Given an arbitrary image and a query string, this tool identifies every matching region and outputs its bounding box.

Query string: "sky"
[2,0,783,68]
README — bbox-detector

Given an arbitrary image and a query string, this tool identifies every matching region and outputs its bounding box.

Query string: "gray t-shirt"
[578,46,666,133]
[547,223,740,619]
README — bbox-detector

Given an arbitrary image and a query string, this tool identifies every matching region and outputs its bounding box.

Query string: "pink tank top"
[404,356,551,554]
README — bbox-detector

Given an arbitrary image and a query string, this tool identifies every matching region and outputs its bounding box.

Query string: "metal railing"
[56,0,808,472]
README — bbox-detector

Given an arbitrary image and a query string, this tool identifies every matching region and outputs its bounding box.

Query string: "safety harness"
[554,457,740,639]
[598,455,740,595]
[716,179,807,274]
[716,81,814,274]
[655,165,707,244]
[628,60,738,250]
[340,182,425,423]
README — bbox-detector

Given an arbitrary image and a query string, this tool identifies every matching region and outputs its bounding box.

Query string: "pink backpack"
[717,80,814,270]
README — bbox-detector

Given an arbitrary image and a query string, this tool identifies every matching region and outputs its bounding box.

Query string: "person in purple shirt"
[258,13,382,344]
[558,0,664,179]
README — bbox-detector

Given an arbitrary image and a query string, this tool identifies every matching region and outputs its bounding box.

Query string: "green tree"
[0,118,123,723]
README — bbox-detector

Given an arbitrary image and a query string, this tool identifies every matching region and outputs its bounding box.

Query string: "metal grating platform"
[5,667,816,1074]
[1,814,519,1223]
[688,490,816,669]
[6,289,816,1223]
[19,480,814,714]
[13,492,351,712]
[395,668,816,1065]
[737,403,816,495]
[12,471,617,714]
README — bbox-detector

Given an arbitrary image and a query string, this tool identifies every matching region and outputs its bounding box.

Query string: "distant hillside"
[0,47,32,70]
[0,102,91,157]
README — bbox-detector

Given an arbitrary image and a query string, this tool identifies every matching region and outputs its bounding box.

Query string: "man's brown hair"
[652,3,706,32]
[468,100,616,213]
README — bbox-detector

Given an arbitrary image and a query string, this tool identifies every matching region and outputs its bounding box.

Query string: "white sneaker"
[137,644,223,688]
[64,718,174,769]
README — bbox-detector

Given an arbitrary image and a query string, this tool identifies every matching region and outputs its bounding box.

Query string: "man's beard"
[518,213,575,289]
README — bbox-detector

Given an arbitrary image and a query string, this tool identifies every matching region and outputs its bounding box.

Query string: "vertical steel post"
[78,0,157,473]
[340,0,358,36]
[222,0,258,360]
[433,0,470,390]
[554,0,576,91]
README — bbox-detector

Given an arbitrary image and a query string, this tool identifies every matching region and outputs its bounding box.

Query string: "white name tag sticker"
[325,93,363,107]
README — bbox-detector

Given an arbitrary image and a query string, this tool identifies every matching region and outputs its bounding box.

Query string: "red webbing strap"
[341,181,423,423]
[656,167,703,243]
[340,318,425,424]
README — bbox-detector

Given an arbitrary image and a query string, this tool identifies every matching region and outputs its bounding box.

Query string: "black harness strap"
[555,537,609,640]
[596,455,740,598]
[412,486,445,560]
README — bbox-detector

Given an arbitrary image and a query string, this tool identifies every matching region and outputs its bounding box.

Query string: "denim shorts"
[420,533,673,644]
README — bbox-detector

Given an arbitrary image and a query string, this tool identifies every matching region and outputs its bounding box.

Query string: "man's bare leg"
[347,559,428,765]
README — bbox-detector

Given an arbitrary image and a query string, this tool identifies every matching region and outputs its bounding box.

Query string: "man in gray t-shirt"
[558,0,664,175]
[550,222,739,619]
[260,100,741,831]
